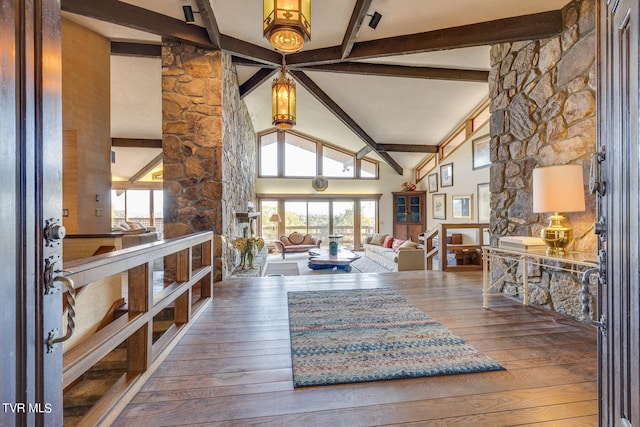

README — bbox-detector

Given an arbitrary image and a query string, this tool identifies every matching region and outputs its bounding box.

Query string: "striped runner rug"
[287,288,504,387]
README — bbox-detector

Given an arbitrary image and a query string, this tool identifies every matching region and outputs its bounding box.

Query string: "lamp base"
[541,213,573,256]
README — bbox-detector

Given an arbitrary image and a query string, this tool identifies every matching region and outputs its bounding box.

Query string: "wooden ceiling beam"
[232,56,278,68]
[62,0,280,65]
[299,62,489,83]
[129,153,163,184]
[195,0,221,48]
[240,68,278,99]
[341,0,373,59]
[112,138,162,148]
[376,144,439,153]
[290,70,403,175]
[286,10,563,66]
[219,34,281,65]
[111,42,161,57]
[61,0,214,49]
[350,10,563,60]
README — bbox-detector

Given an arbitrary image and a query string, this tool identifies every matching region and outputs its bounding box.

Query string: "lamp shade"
[532,165,586,213]
[269,213,281,222]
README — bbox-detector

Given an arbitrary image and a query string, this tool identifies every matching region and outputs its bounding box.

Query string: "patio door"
[1,0,65,425]
[598,0,640,424]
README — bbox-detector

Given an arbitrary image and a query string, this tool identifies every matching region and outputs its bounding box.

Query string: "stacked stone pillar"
[488,0,597,319]
[161,40,256,281]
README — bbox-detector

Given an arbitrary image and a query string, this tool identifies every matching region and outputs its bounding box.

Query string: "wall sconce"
[533,164,586,256]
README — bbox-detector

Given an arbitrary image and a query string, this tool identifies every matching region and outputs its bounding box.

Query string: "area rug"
[287,288,504,387]
[263,262,300,276]
[349,255,390,274]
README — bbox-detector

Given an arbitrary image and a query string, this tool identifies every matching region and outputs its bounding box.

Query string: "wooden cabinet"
[392,191,426,242]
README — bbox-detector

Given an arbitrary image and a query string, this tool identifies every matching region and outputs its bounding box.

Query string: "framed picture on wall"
[427,173,438,193]
[440,163,453,187]
[472,134,491,170]
[432,193,446,219]
[477,183,490,223]
[452,194,473,219]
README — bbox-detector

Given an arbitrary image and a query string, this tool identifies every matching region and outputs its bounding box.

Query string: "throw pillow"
[369,233,388,245]
[126,221,147,231]
[383,235,394,248]
[398,240,420,251]
[392,239,405,251]
[288,232,304,245]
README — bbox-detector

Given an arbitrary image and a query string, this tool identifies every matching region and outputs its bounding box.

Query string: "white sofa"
[363,235,424,272]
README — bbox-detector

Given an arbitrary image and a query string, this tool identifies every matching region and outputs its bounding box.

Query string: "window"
[360,159,378,178]
[439,127,466,160]
[333,201,355,248]
[323,146,354,178]
[285,133,317,177]
[360,200,377,245]
[415,154,436,183]
[259,131,278,176]
[111,188,164,236]
[259,196,380,250]
[260,200,279,241]
[258,130,378,179]
[472,103,491,132]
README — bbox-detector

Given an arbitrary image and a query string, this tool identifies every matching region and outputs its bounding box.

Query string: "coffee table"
[308,249,360,272]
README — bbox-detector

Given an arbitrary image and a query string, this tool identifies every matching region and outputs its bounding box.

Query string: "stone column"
[161,40,256,281]
[488,0,597,318]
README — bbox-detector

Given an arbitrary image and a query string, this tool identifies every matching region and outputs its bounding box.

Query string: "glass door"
[308,202,330,245]
[333,201,355,249]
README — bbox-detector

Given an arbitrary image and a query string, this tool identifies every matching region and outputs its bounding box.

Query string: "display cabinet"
[392,191,426,242]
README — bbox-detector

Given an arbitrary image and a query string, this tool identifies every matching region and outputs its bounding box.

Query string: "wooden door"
[0,1,64,426]
[598,0,640,424]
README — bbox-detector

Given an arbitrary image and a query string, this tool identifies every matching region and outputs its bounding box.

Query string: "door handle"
[589,147,606,196]
[581,268,606,335]
[46,276,76,353]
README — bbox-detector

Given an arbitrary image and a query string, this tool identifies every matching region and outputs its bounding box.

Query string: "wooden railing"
[60,231,213,426]
[422,223,489,271]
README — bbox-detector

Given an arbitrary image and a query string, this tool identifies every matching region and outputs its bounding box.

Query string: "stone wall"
[221,53,258,276]
[162,40,256,281]
[488,0,597,319]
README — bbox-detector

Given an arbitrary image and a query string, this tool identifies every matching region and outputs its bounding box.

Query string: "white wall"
[110,56,162,139]
[416,123,490,243]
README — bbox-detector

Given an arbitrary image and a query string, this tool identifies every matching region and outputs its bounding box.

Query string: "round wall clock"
[311,175,328,191]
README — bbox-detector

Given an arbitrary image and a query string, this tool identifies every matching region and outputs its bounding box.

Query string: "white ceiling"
[63,0,569,177]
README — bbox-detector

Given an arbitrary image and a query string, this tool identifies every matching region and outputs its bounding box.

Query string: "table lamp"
[532,164,586,256]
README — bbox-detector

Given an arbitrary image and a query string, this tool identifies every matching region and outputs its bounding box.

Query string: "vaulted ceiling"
[61,0,569,177]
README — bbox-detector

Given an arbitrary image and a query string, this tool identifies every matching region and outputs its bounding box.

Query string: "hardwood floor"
[114,270,598,426]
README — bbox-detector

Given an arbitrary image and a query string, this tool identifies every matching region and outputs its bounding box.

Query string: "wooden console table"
[481,246,597,309]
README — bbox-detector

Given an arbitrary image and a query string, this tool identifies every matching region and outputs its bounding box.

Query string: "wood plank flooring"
[114,270,598,426]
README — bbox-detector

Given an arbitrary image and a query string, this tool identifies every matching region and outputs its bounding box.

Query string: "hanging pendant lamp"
[272,56,296,129]
[263,0,311,53]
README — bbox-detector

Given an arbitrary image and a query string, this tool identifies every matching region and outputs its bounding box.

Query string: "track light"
[368,11,382,29]
[182,5,199,24]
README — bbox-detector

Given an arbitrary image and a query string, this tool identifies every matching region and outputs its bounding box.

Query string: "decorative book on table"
[498,236,547,251]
